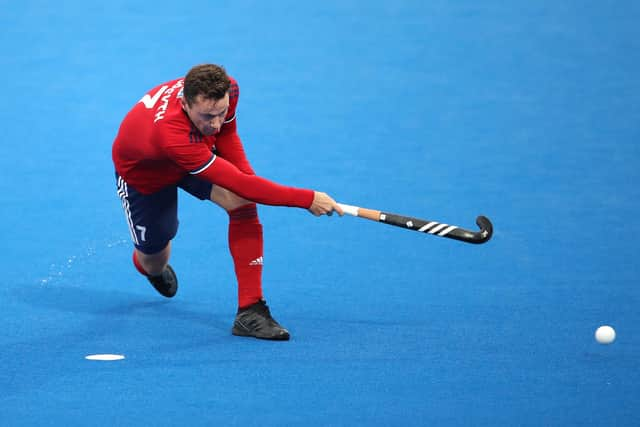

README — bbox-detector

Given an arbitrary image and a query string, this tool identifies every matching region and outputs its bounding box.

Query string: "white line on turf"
[85,354,125,361]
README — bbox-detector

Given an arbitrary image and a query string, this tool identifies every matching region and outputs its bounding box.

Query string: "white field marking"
[85,354,125,361]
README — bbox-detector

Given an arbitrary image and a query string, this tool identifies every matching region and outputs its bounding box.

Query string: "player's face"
[182,93,230,136]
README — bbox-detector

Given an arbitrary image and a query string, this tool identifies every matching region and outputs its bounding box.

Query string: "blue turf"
[1,1,639,425]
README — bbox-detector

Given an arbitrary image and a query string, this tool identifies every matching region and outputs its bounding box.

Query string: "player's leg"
[210,185,264,307]
[177,175,264,306]
[210,186,289,340]
[116,174,179,298]
[134,243,170,276]
[133,245,178,298]
[178,175,289,340]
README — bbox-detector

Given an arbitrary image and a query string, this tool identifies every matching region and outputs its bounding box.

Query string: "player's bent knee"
[210,186,250,211]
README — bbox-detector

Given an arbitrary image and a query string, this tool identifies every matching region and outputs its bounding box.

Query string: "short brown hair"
[183,64,231,107]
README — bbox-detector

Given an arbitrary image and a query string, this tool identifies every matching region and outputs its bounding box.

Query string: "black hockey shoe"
[147,265,178,298]
[232,300,290,340]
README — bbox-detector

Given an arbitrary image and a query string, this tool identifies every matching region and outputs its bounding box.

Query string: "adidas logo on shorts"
[249,256,263,266]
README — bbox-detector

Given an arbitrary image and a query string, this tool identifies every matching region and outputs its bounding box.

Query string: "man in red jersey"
[112,64,342,340]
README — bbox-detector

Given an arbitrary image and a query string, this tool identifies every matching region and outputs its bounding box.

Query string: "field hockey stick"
[336,203,493,244]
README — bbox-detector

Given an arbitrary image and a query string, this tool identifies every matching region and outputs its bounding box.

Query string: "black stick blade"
[447,215,493,244]
[475,215,493,243]
[380,212,493,244]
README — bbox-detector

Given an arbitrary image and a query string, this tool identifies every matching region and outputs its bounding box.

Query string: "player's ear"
[180,98,188,110]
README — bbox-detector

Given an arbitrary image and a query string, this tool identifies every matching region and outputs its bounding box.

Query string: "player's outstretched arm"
[195,154,318,209]
[308,191,344,217]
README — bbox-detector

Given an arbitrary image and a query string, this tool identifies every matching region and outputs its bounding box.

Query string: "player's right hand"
[308,191,344,217]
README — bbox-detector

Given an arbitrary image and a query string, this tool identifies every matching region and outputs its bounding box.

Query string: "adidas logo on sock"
[249,256,263,266]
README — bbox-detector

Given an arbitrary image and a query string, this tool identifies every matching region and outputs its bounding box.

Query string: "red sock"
[132,250,149,276]
[228,204,264,308]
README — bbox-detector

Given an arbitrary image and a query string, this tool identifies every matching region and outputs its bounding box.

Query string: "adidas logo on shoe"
[249,256,263,266]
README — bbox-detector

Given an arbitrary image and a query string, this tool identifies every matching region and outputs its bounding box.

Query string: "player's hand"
[308,191,344,217]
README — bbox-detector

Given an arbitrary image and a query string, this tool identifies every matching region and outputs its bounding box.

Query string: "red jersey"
[112,77,314,208]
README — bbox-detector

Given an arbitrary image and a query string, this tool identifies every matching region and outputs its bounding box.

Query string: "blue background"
[1,1,638,425]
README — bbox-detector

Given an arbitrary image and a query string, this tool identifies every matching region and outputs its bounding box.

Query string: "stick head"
[474,216,493,243]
